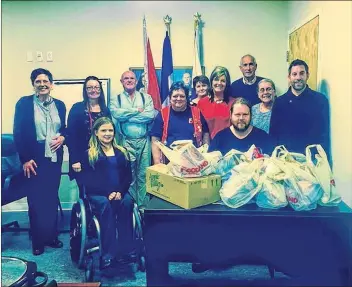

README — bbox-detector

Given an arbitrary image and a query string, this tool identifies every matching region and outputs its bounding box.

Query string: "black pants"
[26,144,62,248]
[89,193,134,260]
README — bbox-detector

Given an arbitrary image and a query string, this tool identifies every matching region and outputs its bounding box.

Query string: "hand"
[72,162,81,173]
[23,160,37,178]
[50,135,65,152]
[108,191,122,201]
[137,107,144,113]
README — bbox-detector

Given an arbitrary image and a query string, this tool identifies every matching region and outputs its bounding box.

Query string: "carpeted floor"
[1,210,289,286]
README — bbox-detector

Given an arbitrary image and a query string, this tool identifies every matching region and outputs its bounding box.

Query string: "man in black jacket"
[270,59,330,160]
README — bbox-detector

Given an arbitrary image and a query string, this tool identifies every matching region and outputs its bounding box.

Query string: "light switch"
[26,51,33,62]
[47,51,53,62]
[36,51,43,62]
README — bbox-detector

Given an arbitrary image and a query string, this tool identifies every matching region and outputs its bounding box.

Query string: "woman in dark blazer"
[77,117,133,271]
[13,68,66,255]
[66,76,110,185]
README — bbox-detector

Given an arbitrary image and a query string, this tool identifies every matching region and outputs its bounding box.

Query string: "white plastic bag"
[219,159,264,208]
[213,149,247,180]
[271,146,323,211]
[306,145,341,206]
[256,178,288,209]
[256,157,288,209]
[154,140,213,178]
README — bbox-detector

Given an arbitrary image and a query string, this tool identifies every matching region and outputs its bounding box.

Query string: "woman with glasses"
[251,78,276,134]
[13,68,66,255]
[67,76,111,186]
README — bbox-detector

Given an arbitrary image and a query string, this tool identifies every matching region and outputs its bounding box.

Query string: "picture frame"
[129,66,205,94]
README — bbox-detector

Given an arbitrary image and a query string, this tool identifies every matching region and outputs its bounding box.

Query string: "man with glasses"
[208,97,273,156]
[231,54,265,105]
[270,59,330,159]
[109,71,155,209]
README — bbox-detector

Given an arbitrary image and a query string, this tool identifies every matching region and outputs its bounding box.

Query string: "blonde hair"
[88,117,128,167]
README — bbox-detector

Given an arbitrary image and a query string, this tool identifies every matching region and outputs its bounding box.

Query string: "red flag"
[146,39,161,111]
[143,17,161,111]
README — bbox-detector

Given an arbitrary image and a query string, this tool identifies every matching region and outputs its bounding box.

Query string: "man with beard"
[208,97,273,155]
[270,59,330,158]
[230,54,264,105]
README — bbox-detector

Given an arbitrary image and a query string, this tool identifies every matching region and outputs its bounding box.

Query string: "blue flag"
[160,31,173,107]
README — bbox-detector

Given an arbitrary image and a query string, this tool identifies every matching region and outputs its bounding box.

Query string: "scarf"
[33,95,61,162]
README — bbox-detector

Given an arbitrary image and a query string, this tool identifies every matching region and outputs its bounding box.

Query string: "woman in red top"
[197,66,235,139]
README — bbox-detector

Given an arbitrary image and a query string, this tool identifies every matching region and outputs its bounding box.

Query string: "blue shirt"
[209,126,274,156]
[230,76,264,105]
[251,103,272,134]
[109,91,155,139]
[150,106,209,147]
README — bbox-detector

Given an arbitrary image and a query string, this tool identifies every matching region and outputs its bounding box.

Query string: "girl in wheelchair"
[77,117,135,271]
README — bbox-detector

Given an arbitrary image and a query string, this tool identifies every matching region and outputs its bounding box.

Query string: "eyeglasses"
[86,86,101,92]
[259,87,274,93]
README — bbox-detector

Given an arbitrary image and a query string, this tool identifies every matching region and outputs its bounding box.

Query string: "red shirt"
[197,96,235,139]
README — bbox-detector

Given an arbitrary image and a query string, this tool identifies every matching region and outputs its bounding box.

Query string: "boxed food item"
[146,164,221,209]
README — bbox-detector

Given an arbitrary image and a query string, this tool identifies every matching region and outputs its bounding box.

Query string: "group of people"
[12,54,330,273]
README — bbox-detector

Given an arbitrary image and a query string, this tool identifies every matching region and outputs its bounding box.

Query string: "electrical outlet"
[47,51,53,62]
[36,51,43,62]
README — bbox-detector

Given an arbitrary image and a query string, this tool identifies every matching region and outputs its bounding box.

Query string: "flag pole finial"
[163,15,172,38]
[193,12,202,30]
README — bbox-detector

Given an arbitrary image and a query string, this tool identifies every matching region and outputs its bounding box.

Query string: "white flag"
[192,20,202,81]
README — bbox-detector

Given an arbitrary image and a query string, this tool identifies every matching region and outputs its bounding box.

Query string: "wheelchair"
[69,187,146,282]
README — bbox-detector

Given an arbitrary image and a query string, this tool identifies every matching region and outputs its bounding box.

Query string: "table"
[1,256,48,287]
[143,197,352,286]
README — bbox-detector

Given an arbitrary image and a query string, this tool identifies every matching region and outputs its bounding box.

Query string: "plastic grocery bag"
[169,140,193,150]
[219,158,264,208]
[306,145,341,206]
[213,148,248,180]
[256,157,288,209]
[154,140,214,178]
[256,178,288,209]
[271,146,323,211]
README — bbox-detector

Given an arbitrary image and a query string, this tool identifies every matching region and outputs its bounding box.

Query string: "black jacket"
[78,148,132,198]
[13,95,67,164]
[66,101,111,179]
[270,86,330,158]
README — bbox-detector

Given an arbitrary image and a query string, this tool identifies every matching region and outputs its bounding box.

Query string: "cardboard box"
[146,164,221,209]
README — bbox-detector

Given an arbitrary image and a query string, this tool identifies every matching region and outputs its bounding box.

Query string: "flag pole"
[143,15,149,91]
[194,12,203,74]
[163,15,172,40]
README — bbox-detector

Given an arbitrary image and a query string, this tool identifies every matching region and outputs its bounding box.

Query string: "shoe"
[46,238,63,249]
[32,246,44,256]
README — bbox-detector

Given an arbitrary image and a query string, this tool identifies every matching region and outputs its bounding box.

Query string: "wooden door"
[288,15,319,90]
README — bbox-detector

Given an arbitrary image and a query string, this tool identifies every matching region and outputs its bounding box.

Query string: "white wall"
[2,0,288,133]
[288,1,352,206]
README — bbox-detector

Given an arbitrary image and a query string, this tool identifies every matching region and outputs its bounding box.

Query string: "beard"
[232,121,250,132]
[292,81,306,91]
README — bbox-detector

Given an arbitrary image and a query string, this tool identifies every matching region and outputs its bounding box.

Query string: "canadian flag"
[143,16,161,111]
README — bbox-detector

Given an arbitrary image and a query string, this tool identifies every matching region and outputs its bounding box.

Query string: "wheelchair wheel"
[70,199,87,269]
[133,205,143,241]
[85,256,94,282]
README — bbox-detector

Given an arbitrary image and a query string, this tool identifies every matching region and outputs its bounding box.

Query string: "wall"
[2,0,289,134]
[288,1,352,206]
